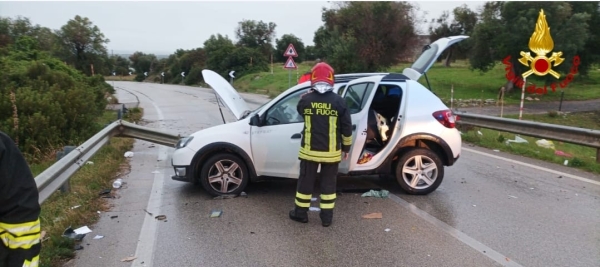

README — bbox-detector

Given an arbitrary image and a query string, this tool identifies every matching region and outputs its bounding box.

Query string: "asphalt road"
[64,81,600,267]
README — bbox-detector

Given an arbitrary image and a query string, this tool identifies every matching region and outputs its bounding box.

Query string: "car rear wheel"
[395,148,444,195]
[199,153,249,196]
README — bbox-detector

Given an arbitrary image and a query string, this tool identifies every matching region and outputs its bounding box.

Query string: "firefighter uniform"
[0,131,41,267]
[290,63,352,227]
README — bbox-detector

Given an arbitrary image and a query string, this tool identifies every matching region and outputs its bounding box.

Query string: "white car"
[171,36,467,196]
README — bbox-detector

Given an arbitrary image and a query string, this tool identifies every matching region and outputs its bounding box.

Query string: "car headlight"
[176,136,194,149]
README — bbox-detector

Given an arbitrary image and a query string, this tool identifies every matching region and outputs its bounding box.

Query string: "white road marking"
[463,147,600,187]
[131,100,167,267]
[388,194,524,267]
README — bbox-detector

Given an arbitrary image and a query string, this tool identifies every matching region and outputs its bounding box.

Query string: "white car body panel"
[202,69,250,120]
[402,35,469,81]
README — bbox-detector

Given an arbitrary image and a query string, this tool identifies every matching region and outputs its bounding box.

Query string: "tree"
[275,34,305,63]
[314,1,419,73]
[129,51,158,75]
[204,34,236,78]
[111,55,130,76]
[55,15,110,76]
[429,5,478,66]
[469,1,598,92]
[234,19,276,58]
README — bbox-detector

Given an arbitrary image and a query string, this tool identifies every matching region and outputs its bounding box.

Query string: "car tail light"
[432,110,456,128]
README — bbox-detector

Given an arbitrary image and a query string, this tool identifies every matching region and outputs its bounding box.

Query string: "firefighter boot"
[289,207,308,223]
[320,210,333,227]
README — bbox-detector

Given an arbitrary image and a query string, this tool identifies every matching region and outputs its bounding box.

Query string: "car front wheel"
[395,148,444,195]
[199,153,249,196]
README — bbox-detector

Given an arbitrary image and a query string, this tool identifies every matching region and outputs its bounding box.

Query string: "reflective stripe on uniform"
[295,192,312,208]
[328,116,337,152]
[0,219,41,250]
[342,134,352,146]
[304,115,311,151]
[320,193,336,209]
[299,147,341,163]
[22,255,40,267]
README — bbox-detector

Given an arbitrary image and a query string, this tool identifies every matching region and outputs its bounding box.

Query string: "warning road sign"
[284,56,297,69]
[283,43,298,57]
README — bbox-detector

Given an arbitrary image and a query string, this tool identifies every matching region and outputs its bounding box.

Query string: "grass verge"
[234,60,600,102]
[33,108,143,267]
[460,110,600,174]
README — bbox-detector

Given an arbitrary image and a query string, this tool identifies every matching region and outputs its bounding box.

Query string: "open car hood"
[202,69,251,120]
[402,35,469,81]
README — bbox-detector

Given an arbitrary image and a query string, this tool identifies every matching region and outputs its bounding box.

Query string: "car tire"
[199,153,249,197]
[395,148,444,195]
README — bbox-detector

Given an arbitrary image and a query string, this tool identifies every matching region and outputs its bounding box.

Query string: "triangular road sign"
[283,43,298,57]
[284,56,297,69]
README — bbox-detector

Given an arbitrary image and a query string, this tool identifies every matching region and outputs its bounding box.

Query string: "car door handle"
[291,133,302,139]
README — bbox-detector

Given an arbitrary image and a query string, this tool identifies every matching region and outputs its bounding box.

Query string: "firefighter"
[0,131,41,267]
[289,62,353,227]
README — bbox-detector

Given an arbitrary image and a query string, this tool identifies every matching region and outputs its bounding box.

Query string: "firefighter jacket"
[296,91,353,163]
[0,131,41,266]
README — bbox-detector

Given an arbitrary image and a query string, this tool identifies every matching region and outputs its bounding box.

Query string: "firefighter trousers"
[294,160,339,215]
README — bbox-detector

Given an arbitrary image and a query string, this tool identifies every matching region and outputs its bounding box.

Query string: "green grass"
[460,110,600,174]
[31,108,143,267]
[234,60,600,102]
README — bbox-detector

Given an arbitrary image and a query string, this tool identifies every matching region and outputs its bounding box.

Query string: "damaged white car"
[171,36,467,196]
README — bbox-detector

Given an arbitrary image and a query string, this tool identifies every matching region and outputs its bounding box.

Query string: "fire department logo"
[518,9,565,79]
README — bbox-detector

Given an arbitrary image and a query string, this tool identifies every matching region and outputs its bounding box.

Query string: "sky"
[0,1,487,55]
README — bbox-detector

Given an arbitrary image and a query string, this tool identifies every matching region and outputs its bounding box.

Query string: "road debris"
[362,212,382,219]
[384,228,391,232]
[210,210,222,218]
[62,227,87,241]
[505,136,528,145]
[493,149,500,152]
[143,209,153,216]
[508,195,518,199]
[70,205,81,210]
[74,244,84,250]
[85,161,94,165]
[124,151,134,158]
[309,207,320,212]
[361,189,389,198]
[535,139,555,149]
[99,189,111,195]
[240,191,248,198]
[121,256,137,262]
[155,215,167,221]
[110,215,118,219]
[554,150,573,157]
[73,226,92,235]
[93,235,104,240]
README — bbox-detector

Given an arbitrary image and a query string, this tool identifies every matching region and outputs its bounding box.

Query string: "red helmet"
[310,62,334,93]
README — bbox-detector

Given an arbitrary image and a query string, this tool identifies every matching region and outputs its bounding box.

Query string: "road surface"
[64,81,600,267]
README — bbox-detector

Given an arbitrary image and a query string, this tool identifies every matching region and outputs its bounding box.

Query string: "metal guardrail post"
[597,148,600,164]
[56,146,76,193]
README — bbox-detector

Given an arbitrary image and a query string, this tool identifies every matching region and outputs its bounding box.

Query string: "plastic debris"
[121,256,137,262]
[124,151,134,158]
[155,215,167,221]
[309,207,320,212]
[70,205,81,210]
[535,139,555,150]
[554,150,573,157]
[62,227,86,241]
[361,189,389,198]
[362,212,383,219]
[112,178,123,189]
[477,131,483,136]
[508,195,518,199]
[85,161,94,165]
[74,226,92,235]
[384,228,391,232]
[210,210,222,218]
[93,235,104,240]
[97,211,101,214]
[493,149,500,152]
[506,135,528,144]
[472,205,477,207]
[564,160,569,166]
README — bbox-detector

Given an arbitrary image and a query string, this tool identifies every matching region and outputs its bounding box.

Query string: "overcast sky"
[0,1,487,55]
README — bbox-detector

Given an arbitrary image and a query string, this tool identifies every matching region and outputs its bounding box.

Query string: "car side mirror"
[249,114,262,126]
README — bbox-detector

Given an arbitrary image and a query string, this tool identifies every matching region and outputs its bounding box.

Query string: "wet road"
[65,81,600,267]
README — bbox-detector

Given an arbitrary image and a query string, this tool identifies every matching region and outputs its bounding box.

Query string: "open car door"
[202,69,250,120]
[402,35,469,81]
[338,75,385,174]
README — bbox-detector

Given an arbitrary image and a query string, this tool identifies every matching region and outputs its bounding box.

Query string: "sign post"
[229,70,236,85]
[283,43,299,88]
[181,72,185,84]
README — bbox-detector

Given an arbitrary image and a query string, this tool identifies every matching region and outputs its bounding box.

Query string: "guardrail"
[35,120,181,204]
[455,111,600,163]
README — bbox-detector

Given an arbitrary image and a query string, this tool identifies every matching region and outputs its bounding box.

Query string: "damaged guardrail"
[35,120,181,204]
[455,112,600,163]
